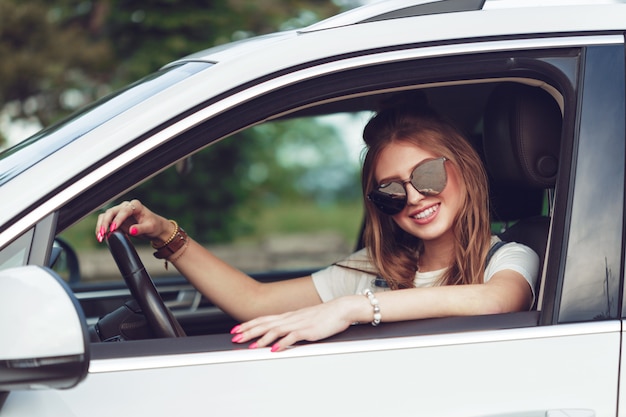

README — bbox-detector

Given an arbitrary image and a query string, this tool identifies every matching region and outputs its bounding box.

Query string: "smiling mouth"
[412,204,439,219]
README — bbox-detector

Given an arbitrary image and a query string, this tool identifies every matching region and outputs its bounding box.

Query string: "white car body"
[1,1,626,416]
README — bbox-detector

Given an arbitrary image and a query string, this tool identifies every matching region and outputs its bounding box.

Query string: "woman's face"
[374,140,463,246]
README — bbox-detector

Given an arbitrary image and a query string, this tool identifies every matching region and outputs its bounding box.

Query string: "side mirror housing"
[0,266,89,391]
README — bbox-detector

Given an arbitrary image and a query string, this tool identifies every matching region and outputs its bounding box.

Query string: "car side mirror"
[0,266,89,391]
[49,237,81,284]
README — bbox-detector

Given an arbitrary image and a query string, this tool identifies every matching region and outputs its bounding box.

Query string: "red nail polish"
[248,342,258,349]
[96,232,103,243]
[129,226,138,236]
[230,325,241,334]
[271,343,280,352]
[231,334,243,343]
[110,223,117,232]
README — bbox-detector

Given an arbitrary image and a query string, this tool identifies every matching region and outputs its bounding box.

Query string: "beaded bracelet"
[363,289,381,326]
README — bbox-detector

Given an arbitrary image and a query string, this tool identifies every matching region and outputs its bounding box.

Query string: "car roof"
[304,0,626,30]
[171,0,626,66]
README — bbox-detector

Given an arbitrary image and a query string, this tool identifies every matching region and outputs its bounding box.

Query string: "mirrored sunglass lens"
[368,189,406,214]
[411,158,447,195]
[378,181,406,197]
[374,182,407,214]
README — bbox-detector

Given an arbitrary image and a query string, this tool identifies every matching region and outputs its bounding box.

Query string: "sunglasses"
[368,157,448,215]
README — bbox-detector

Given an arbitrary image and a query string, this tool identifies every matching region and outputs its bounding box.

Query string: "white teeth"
[414,205,438,219]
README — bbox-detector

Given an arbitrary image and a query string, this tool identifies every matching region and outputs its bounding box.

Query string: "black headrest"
[483,83,562,189]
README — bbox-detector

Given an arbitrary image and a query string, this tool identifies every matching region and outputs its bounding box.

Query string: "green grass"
[237,200,364,244]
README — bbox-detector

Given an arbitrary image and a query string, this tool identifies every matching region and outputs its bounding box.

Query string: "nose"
[404,181,425,207]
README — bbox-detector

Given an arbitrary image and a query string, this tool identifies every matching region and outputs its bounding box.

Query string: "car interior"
[74,80,560,350]
[482,82,561,303]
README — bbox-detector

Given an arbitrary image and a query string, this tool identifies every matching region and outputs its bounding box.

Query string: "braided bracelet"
[363,289,381,326]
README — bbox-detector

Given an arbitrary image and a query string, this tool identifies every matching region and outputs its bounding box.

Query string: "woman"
[95,96,539,352]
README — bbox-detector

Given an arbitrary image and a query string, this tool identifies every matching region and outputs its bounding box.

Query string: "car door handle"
[165,289,202,311]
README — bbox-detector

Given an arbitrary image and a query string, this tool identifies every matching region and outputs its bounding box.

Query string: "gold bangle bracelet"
[151,220,179,249]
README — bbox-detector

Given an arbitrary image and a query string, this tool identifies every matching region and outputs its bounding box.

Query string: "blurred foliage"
[101,0,343,85]
[0,0,342,126]
[127,117,361,243]
[1,0,364,244]
[0,0,115,126]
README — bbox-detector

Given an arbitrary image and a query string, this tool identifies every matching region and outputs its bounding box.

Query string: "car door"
[4,35,625,417]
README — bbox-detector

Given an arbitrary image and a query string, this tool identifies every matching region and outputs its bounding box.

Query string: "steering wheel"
[106,230,186,338]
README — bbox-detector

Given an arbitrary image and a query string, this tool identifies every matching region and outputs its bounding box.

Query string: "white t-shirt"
[311,236,539,302]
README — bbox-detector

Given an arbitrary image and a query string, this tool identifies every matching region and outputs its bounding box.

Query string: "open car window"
[48,42,584,344]
[56,112,369,286]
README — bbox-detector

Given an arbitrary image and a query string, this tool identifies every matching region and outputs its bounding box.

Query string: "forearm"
[148,218,263,319]
[166,237,322,321]
[378,286,501,322]
[98,204,322,321]
[166,237,262,320]
[342,280,530,326]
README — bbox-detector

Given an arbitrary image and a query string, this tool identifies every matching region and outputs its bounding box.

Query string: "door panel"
[11,321,618,417]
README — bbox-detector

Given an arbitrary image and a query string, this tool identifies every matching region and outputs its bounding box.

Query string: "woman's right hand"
[95,199,174,244]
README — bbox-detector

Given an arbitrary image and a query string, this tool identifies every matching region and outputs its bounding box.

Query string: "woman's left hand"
[230,298,358,352]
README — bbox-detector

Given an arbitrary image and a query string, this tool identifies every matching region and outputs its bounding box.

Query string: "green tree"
[0,0,115,128]
[99,0,342,85]
[99,0,348,243]
[1,0,343,140]
[128,116,359,243]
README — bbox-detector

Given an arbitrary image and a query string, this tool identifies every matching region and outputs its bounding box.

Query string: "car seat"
[482,82,562,279]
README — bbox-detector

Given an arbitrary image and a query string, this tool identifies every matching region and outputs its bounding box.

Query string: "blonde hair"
[361,99,491,289]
